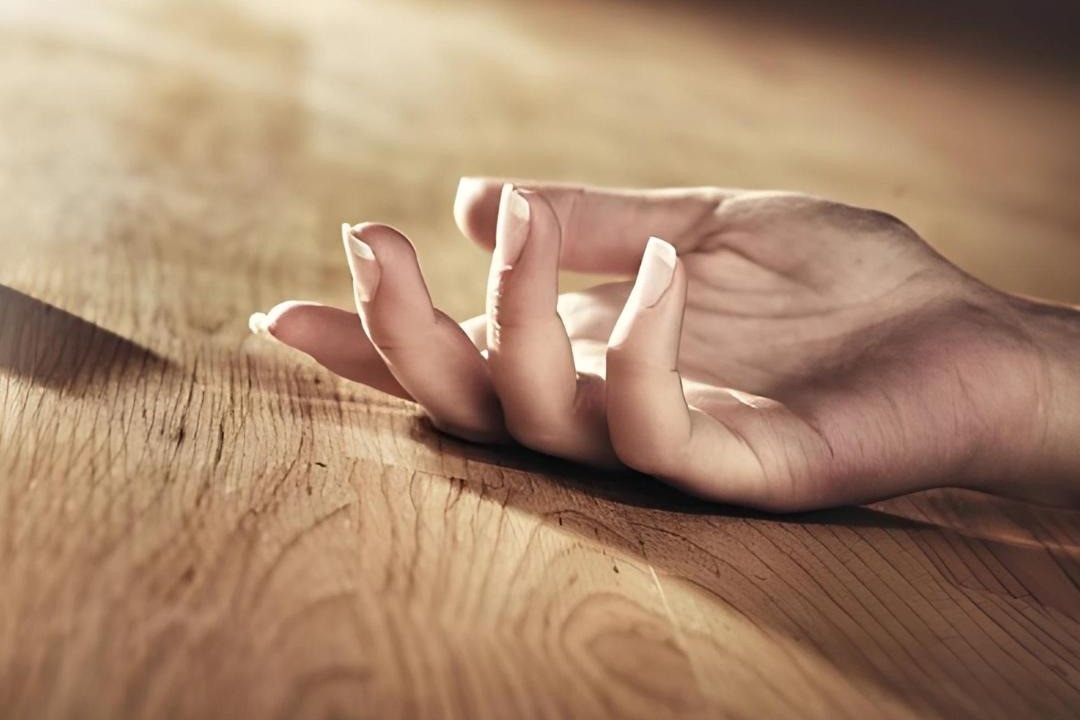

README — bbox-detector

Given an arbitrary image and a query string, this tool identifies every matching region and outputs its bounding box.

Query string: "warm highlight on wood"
[1,0,1078,718]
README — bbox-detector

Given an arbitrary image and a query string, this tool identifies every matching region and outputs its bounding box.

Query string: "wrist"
[985,293,1080,506]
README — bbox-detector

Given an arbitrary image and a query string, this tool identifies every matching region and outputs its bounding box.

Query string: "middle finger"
[485,184,617,466]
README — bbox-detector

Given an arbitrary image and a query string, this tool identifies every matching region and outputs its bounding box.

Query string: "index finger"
[453,177,738,274]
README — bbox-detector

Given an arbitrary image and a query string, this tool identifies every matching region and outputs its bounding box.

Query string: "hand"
[254,178,1079,511]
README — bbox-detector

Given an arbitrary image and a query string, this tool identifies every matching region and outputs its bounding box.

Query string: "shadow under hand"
[0,285,173,395]
[410,416,923,530]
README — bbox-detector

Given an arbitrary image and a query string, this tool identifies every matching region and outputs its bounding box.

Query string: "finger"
[454,177,736,274]
[606,237,805,511]
[343,222,507,443]
[249,300,486,392]
[250,300,411,399]
[486,184,616,466]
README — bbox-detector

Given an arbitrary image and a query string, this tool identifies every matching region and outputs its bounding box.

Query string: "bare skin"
[252,178,1080,512]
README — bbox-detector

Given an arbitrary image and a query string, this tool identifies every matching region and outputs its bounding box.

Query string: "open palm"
[259,179,1042,511]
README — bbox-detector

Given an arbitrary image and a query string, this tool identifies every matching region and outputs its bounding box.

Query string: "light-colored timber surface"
[1,0,1079,718]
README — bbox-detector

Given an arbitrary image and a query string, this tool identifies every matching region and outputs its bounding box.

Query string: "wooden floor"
[1,0,1079,717]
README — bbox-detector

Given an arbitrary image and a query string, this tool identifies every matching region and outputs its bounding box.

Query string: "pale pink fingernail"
[248,300,306,342]
[634,236,677,307]
[248,311,273,337]
[494,184,531,266]
[341,223,380,302]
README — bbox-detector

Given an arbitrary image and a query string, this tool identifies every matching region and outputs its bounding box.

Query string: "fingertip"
[251,300,412,397]
[348,222,413,258]
[258,300,344,348]
[607,238,686,355]
[454,176,501,250]
[342,223,374,260]
[485,183,563,331]
[351,224,429,296]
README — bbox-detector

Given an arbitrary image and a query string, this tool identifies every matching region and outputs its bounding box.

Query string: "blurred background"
[1,0,1078,334]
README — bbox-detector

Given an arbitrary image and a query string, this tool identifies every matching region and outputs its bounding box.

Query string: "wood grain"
[1,0,1078,718]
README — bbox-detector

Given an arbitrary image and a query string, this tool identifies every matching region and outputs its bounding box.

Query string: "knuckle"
[363,323,422,353]
[428,414,504,445]
[610,424,680,478]
[503,409,569,454]
[818,200,916,237]
[502,380,602,459]
[606,343,658,372]
[605,349,668,380]
[508,427,565,455]
[695,186,732,214]
[362,311,436,353]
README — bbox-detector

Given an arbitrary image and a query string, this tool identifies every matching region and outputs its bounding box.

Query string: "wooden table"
[2,0,1078,717]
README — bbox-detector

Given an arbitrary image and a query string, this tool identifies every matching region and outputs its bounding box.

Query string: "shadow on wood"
[410,415,920,525]
[0,284,173,394]
[408,415,1080,624]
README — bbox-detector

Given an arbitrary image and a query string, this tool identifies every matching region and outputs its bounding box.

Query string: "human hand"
[253,179,1080,511]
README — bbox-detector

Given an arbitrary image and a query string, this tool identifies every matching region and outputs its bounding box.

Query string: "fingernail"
[633,236,677,307]
[341,223,380,302]
[455,176,485,202]
[494,184,530,266]
[248,311,273,338]
[248,300,303,342]
[454,176,485,232]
